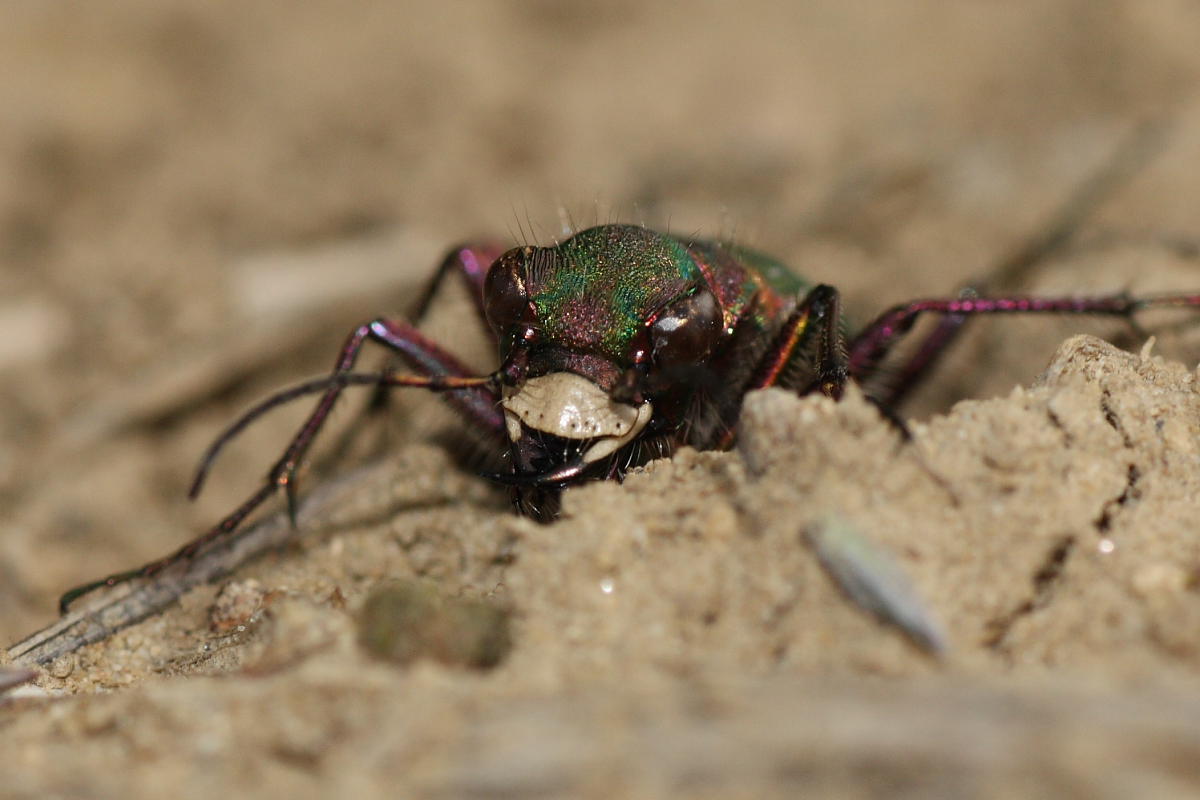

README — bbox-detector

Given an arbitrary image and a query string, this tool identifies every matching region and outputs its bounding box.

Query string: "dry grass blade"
[805,515,948,655]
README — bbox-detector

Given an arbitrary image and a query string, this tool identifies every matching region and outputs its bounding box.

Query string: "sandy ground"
[4,2,1200,797]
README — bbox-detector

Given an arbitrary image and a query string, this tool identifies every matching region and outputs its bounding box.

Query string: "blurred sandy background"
[4,2,1200,797]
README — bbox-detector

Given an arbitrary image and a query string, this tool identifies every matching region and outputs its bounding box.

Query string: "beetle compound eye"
[651,289,722,365]
[483,248,536,333]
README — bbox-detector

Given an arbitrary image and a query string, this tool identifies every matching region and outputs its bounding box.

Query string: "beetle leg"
[59,317,503,613]
[411,242,508,324]
[360,242,507,418]
[846,292,1200,384]
[858,286,978,408]
[708,285,848,450]
[744,284,849,399]
[262,317,505,522]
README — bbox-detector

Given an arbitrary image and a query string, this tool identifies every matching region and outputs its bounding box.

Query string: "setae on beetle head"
[482,226,726,503]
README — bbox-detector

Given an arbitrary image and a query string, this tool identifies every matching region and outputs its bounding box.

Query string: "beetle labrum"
[59,223,1200,612]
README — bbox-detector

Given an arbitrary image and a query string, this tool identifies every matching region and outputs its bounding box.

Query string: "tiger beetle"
[58,223,1200,613]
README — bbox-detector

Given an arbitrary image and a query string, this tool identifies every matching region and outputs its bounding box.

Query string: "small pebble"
[358,579,512,669]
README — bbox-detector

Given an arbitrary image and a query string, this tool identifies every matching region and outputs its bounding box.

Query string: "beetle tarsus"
[280,467,301,529]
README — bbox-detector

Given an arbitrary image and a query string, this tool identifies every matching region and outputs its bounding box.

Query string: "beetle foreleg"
[59,317,503,614]
[745,284,849,399]
[362,242,508,421]
[411,242,508,324]
[708,285,848,450]
[269,318,502,523]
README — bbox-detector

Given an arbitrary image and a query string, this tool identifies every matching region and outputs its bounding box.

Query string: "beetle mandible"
[59,223,1200,611]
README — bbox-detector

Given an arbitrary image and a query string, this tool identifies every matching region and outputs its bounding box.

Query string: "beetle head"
[483,227,724,495]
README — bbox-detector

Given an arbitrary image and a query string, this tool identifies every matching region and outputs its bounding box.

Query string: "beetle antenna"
[188,369,494,501]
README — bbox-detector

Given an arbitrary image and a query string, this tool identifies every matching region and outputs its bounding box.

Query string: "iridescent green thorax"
[527,226,698,362]
[524,225,811,369]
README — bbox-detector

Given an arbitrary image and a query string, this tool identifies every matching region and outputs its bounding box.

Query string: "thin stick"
[6,458,397,667]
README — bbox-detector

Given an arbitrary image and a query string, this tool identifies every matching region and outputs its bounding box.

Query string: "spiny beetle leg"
[189,371,398,499]
[59,317,503,614]
[862,286,977,409]
[744,284,849,400]
[364,242,507,421]
[711,284,849,450]
[268,317,502,524]
[846,292,1200,382]
[58,482,277,613]
[412,242,508,324]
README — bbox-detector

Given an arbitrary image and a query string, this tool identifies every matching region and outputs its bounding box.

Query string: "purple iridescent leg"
[860,286,980,409]
[412,242,508,323]
[59,314,504,613]
[847,292,1200,384]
